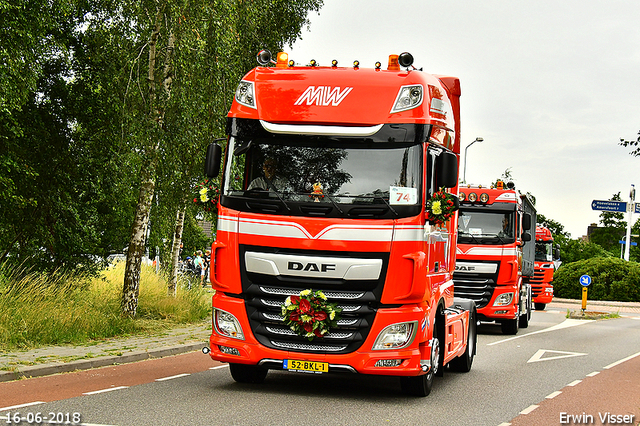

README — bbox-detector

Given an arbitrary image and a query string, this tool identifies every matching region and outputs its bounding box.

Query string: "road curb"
[0,342,206,383]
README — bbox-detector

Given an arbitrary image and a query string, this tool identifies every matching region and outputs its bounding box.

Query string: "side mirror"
[205,143,222,178]
[522,213,532,231]
[521,232,532,242]
[436,151,458,188]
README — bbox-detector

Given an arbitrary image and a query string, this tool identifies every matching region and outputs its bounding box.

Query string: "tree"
[589,192,626,256]
[620,130,640,157]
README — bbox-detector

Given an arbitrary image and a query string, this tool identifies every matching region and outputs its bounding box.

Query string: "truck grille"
[453,262,500,309]
[237,245,388,355]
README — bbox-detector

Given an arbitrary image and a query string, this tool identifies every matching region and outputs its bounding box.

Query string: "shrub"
[554,257,640,302]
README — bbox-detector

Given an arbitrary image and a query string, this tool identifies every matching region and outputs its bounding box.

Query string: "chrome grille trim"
[259,286,365,299]
[265,326,353,339]
[271,341,348,352]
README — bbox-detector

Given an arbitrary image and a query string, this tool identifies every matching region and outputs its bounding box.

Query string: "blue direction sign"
[591,200,627,212]
[635,203,640,214]
[580,275,592,287]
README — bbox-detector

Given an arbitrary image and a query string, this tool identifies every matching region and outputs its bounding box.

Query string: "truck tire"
[229,363,268,384]
[501,303,519,335]
[400,323,440,397]
[449,306,476,373]
[535,302,546,311]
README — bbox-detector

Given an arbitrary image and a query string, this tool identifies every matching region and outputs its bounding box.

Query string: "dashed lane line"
[155,373,191,382]
[82,386,129,395]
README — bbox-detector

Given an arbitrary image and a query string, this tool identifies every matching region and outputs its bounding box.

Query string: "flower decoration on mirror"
[426,187,457,226]
[194,179,220,213]
[281,289,342,341]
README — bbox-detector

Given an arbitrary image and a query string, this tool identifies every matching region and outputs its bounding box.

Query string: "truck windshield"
[458,209,516,244]
[535,241,553,262]
[221,138,423,218]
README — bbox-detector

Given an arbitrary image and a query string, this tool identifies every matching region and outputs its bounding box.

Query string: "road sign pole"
[624,184,635,262]
[579,274,591,311]
[582,287,588,311]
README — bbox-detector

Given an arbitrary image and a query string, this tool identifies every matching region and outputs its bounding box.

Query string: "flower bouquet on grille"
[281,289,342,341]
[426,187,457,226]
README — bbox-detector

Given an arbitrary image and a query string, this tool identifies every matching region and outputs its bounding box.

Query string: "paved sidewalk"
[1,297,638,383]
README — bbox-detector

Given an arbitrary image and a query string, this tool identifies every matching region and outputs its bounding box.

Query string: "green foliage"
[554,257,640,302]
[0,262,210,349]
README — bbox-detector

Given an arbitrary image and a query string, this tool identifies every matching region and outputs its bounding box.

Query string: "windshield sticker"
[390,186,418,205]
[462,215,471,229]
[470,228,482,235]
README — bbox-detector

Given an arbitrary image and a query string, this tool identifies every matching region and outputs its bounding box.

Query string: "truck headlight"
[214,309,245,340]
[235,80,256,109]
[493,293,514,306]
[372,321,417,350]
[391,85,423,113]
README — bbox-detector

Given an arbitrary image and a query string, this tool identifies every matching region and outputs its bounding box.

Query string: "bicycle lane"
[506,351,640,426]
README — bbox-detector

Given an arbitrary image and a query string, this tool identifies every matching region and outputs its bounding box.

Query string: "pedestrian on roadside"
[204,249,211,286]
[194,251,205,286]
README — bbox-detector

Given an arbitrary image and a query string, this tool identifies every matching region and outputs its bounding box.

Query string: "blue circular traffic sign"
[580,274,592,287]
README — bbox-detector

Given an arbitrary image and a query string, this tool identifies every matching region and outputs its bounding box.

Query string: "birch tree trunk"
[168,204,186,296]
[121,5,174,316]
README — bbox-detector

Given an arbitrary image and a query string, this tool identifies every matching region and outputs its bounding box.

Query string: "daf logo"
[288,261,337,273]
[455,265,476,272]
[294,86,353,106]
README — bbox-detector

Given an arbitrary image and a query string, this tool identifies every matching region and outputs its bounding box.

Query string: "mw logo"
[288,261,337,273]
[294,86,353,106]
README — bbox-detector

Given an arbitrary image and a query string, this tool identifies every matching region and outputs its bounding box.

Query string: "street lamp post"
[463,137,483,184]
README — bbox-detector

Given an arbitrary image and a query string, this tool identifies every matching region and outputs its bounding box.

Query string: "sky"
[288,0,640,238]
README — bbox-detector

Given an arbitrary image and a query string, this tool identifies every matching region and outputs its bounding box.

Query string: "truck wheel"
[400,325,440,397]
[229,363,268,384]
[535,303,546,311]
[449,307,476,373]
[501,304,519,335]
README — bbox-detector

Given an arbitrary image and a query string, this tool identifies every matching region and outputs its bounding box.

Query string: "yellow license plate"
[284,359,329,373]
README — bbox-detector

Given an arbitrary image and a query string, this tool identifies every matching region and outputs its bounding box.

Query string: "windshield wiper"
[373,194,399,217]
[263,177,291,212]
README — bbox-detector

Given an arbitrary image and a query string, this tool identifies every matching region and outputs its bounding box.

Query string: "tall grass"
[0,262,211,350]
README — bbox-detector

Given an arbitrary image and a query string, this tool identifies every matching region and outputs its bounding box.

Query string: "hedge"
[553,257,640,302]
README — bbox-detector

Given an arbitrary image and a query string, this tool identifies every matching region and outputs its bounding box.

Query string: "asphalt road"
[1,307,639,426]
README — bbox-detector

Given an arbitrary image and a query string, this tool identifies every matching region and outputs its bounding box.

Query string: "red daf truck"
[202,51,476,396]
[531,225,557,310]
[453,181,535,335]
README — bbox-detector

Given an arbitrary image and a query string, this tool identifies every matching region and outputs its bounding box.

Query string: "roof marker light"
[375,61,382,70]
[288,60,294,67]
[388,54,400,71]
[276,52,288,68]
[309,59,317,67]
[353,60,360,69]
[332,59,338,67]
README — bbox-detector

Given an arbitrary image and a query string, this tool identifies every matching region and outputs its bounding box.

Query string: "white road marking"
[496,423,511,426]
[567,380,582,386]
[604,351,640,369]
[83,386,129,395]
[520,405,539,415]
[488,319,593,346]
[546,391,562,399]
[586,371,600,377]
[527,349,587,363]
[155,373,191,381]
[210,365,229,370]
[0,401,45,412]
